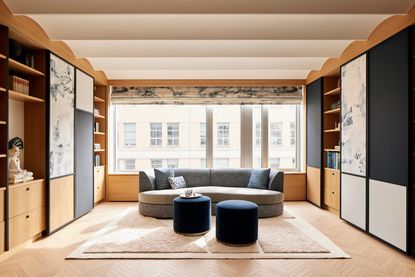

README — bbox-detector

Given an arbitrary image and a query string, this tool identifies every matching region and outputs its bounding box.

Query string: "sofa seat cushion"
[139,186,284,205]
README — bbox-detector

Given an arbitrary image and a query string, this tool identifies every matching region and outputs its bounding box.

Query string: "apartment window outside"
[167,159,179,168]
[214,158,229,169]
[200,158,206,168]
[290,122,296,146]
[269,158,280,169]
[200,122,206,146]
[167,123,179,146]
[151,159,163,168]
[217,123,230,146]
[150,123,162,146]
[270,122,283,146]
[255,122,261,146]
[123,123,136,146]
[118,159,135,171]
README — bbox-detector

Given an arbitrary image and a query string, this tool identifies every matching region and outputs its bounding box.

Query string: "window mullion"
[261,106,269,168]
[206,106,213,168]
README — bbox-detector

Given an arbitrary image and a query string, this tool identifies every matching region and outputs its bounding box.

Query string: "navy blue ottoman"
[173,195,211,235]
[216,200,258,245]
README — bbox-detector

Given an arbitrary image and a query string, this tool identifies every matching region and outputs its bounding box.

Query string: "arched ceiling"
[3,0,414,80]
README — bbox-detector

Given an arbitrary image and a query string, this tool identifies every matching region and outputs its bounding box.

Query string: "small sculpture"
[8,137,33,184]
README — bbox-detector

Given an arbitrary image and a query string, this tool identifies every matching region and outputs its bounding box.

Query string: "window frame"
[167,122,180,146]
[150,122,163,146]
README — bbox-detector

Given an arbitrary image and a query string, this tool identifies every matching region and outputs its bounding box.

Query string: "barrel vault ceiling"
[3,0,415,80]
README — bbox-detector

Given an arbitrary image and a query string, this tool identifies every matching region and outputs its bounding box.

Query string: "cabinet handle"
[332,173,335,176]
[26,187,30,191]
[332,191,335,194]
[26,215,30,219]
[97,186,100,189]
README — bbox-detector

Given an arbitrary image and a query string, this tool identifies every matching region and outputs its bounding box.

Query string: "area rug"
[67,208,349,259]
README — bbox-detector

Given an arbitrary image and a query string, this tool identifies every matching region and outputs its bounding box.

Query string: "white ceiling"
[4,0,414,80]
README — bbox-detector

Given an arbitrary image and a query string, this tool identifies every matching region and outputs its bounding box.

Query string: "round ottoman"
[173,195,211,235]
[216,200,258,245]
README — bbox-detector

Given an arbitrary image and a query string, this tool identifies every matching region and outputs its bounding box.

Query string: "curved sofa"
[138,168,284,218]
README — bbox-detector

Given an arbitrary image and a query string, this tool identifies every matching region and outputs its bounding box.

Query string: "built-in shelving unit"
[9,90,44,103]
[323,77,341,213]
[8,58,45,76]
[93,84,108,205]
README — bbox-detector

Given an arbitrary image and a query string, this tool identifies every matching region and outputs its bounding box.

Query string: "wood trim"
[0,2,107,84]
[306,5,415,83]
[49,176,74,232]
[284,173,306,201]
[108,79,306,87]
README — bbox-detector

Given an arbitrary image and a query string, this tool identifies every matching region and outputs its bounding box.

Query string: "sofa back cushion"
[210,169,252,187]
[174,169,211,187]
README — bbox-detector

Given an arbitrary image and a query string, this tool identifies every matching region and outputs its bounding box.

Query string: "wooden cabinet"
[9,207,45,249]
[9,180,45,218]
[0,188,4,222]
[0,221,4,255]
[8,180,46,249]
[306,166,321,206]
[94,166,105,203]
[324,168,340,211]
[49,176,74,232]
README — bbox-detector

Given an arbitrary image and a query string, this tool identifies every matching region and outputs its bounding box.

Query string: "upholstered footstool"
[216,200,258,245]
[173,195,211,235]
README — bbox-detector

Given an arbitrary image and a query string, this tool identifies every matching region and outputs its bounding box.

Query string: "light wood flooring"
[0,202,414,277]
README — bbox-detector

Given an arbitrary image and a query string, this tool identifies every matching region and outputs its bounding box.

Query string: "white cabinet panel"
[369,179,407,251]
[341,173,366,230]
[76,69,94,113]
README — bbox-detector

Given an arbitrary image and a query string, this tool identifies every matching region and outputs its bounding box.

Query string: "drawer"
[0,221,4,254]
[324,169,340,211]
[9,206,45,249]
[9,180,45,218]
[94,167,105,203]
[0,189,4,222]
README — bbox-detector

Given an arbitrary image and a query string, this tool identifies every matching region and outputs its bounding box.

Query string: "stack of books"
[326,151,340,170]
[9,75,29,94]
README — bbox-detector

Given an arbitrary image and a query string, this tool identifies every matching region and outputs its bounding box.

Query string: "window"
[110,103,301,173]
[167,159,179,168]
[151,159,163,168]
[123,123,136,146]
[167,123,179,146]
[214,158,229,168]
[255,122,261,146]
[269,158,280,169]
[217,123,230,146]
[150,123,162,146]
[290,122,296,146]
[118,159,135,171]
[200,123,206,146]
[270,122,283,146]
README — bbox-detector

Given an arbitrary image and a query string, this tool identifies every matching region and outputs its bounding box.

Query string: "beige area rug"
[67,208,349,259]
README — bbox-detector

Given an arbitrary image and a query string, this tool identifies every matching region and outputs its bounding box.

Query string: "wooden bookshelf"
[9,90,44,103]
[94,114,105,119]
[94,96,105,103]
[324,108,340,114]
[9,58,45,77]
[94,132,105,136]
[0,121,5,125]
[94,149,105,152]
[0,54,5,60]
[0,154,6,158]
[324,128,340,133]
[324,87,340,96]
[0,87,5,92]
[324,149,340,152]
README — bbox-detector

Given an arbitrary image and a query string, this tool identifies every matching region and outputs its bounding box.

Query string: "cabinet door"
[306,79,322,168]
[341,173,366,230]
[94,167,105,203]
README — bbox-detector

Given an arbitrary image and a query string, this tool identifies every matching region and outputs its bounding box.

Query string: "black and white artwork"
[341,54,367,176]
[49,53,75,178]
[111,86,303,104]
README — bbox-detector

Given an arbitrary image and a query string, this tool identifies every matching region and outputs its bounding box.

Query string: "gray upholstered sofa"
[138,168,284,218]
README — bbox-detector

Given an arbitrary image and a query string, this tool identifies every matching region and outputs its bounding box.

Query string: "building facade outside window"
[118,159,136,171]
[217,122,230,146]
[290,122,296,146]
[150,123,162,146]
[167,159,179,168]
[167,123,179,146]
[270,122,283,146]
[123,123,136,146]
[151,159,163,168]
[200,122,206,146]
[214,158,229,168]
[269,158,280,169]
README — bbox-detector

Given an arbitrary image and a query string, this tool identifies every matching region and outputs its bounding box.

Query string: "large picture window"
[110,104,301,172]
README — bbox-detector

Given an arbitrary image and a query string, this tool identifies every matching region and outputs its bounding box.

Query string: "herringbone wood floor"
[0,202,414,277]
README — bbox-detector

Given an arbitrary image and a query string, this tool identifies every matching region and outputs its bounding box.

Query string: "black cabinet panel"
[306,78,323,168]
[369,29,410,186]
[75,109,94,218]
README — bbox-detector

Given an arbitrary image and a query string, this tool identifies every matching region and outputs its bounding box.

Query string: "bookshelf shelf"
[0,121,6,125]
[324,87,340,96]
[94,149,105,152]
[324,167,340,172]
[94,132,105,136]
[0,87,6,92]
[9,58,45,76]
[0,53,6,59]
[325,149,340,152]
[0,154,6,158]
[9,90,44,103]
[324,128,340,133]
[324,108,340,114]
[94,96,105,103]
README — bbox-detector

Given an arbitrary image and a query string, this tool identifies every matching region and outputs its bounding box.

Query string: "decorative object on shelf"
[334,145,340,150]
[94,108,100,115]
[8,137,34,184]
[330,101,340,110]
[9,75,29,94]
[95,121,99,132]
[341,54,367,176]
[94,143,101,150]
[8,39,22,60]
[95,154,101,167]
[49,53,75,178]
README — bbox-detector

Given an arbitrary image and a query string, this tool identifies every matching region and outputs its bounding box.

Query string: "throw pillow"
[154,168,174,190]
[247,168,271,189]
[168,176,187,189]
